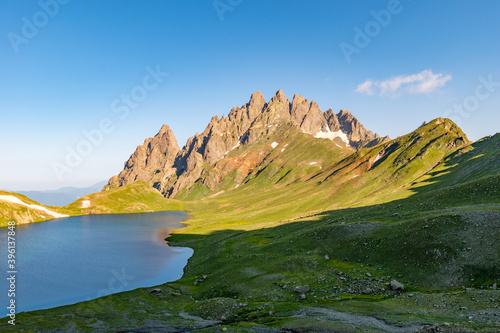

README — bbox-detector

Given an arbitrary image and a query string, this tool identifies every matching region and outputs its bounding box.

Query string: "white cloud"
[355,70,452,97]
[355,80,374,95]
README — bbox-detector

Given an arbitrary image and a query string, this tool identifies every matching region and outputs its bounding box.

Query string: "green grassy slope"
[174,123,352,201]
[61,181,185,215]
[174,118,473,235]
[0,190,68,227]
[1,182,184,227]
[1,120,499,332]
[409,131,500,191]
[3,175,498,331]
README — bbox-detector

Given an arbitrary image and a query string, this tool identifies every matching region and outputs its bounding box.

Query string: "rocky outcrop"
[290,94,310,125]
[300,101,329,135]
[105,125,179,192]
[390,280,405,291]
[337,110,388,149]
[105,89,388,198]
[240,89,291,145]
[324,109,341,132]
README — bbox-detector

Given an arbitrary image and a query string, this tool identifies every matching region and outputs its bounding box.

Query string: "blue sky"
[1,0,499,191]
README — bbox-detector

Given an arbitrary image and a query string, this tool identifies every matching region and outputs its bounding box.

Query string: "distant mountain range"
[104,89,389,198]
[7,181,107,206]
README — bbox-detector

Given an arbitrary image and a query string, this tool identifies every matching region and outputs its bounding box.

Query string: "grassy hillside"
[1,182,184,227]
[173,119,474,235]
[174,123,352,201]
[0,190,68,227]
[1,120,499,332]
[3,175,498,331]
[62,181,185,215]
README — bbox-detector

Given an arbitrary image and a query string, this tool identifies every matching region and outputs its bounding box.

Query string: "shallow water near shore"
[0,211,193,316]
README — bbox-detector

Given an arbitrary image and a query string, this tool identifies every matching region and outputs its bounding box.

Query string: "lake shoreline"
[155,214,192,245]
[0,211,194,315]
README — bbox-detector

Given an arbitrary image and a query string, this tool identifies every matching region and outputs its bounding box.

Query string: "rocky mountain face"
[107,124,179,192]
[104,89,389,198]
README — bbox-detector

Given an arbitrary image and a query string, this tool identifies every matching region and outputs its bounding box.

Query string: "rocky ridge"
[105,89,389,198]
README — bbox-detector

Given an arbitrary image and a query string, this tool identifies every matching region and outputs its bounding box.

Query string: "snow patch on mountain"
[0,195,69,219]
[231,141,240,151]
[314,129,351,147]
[371,153,383,168]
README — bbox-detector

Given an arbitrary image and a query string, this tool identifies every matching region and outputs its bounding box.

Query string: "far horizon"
[2,1,499,191]
[2,180,108,193]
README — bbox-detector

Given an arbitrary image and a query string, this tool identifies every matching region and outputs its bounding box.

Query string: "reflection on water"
[0,211,192,315]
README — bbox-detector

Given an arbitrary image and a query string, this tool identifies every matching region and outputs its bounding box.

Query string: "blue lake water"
[0,211,193,316]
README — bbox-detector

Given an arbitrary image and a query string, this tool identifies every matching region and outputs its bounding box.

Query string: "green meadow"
[1,120,499,332]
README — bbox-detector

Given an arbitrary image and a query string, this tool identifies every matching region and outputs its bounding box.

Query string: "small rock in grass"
[294,285,310,293]
[390,279,405,291]
[362,288,373,295]
[150,288,162,295]
[170,289,181,296]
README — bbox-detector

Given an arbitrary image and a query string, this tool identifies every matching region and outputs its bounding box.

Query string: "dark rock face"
[105,90,388,197]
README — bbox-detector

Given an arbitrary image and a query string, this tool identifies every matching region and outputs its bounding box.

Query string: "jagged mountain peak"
[300,100,329,135]
[105,122,179,192]
[270,88,288,104]
[209,115,220,124]
[249,90,266,108]
[155,124,179,150]
[290,94,310,125]
[105,90,391,197]
[292,93,307,103]
[158,123,174,134]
